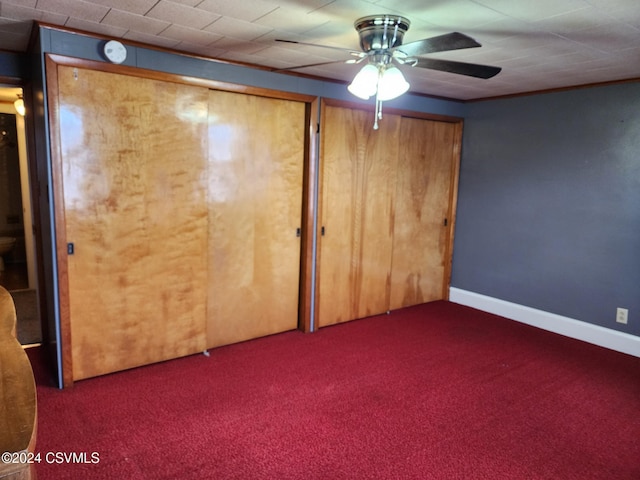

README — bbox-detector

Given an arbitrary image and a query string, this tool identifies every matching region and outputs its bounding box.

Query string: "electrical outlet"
[616,308,628,325]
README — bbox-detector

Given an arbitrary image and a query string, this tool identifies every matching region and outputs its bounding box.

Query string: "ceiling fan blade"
[394,32,481,57]
[272,59,356,72]
[413,58,501,79]
[275,39,362,56]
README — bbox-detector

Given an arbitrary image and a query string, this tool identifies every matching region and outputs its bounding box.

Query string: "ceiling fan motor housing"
[355,15,411,52]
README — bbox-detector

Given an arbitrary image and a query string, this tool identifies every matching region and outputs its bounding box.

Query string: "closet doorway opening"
[0,85,41,346]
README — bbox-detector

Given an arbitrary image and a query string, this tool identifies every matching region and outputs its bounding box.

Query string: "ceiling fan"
[276,15,501,128]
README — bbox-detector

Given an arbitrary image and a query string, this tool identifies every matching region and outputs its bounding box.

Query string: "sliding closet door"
[389,117,460,309]
[206,90,305,348]
[317,105,400,327]
[54,66,209,380]
[317,103,461,327]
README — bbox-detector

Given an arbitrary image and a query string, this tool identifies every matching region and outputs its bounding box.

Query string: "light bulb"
[377,66,409,101]
[347,64,379,100]
[14,97,25,116]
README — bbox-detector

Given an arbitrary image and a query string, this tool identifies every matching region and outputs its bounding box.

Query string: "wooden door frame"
[297,99,319,333]
[45,53,317,386]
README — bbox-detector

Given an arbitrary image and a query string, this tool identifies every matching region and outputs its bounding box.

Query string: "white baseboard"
[449,287,640,358]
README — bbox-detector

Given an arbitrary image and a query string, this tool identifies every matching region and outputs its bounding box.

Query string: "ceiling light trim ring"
[354,15,411,52]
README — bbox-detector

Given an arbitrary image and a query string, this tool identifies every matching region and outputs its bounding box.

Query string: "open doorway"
[0,86,40,346]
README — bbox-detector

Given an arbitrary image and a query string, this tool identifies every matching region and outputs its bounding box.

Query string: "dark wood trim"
[44,55,74,388]
[468,76,640,103]
[312,99,328,331]
[442,121,463,300]
[45,54,316,104]
[321,97,463,123]
[0,76,22,85]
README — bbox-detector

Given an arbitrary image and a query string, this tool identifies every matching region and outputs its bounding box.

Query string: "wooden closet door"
[389,117,460,309]
[317,105,400,327]
[55,66,209,380]
[206,90,305,348]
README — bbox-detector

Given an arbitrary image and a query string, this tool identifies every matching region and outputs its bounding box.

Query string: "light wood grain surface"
[318,106,400,326]
[0,286,37,479]
[55,66,209,380]
[206,90,305,347]
[389,117,458,309]
[317,104,462,327]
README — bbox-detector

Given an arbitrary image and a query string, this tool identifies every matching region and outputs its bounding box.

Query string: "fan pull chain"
[373,95,384,130]
[373,69,383,130]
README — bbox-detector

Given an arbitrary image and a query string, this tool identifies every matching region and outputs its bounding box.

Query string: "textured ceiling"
[1,0,639,100]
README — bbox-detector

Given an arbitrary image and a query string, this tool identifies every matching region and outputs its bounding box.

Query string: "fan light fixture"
[275,13,502,129]
[347,64,378,99]
[377,66,410,100]
[14,95,25,116]
[346,15,413,129]
[348,63,409,129]
[348,64,409,101]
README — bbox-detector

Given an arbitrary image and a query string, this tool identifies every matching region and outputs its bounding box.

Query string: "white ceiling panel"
[0,0,638,100]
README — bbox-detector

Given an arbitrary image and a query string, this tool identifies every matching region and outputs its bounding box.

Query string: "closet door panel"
[318,106,400,327]
[390,117,458,309]
[56,66,209,380]
[207,90,304,348]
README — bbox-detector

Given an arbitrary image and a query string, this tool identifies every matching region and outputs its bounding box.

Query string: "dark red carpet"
[28,301,640,479]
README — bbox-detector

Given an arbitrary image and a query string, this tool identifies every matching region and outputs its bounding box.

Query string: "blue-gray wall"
[453,83,640,337]
[0,50,27,79]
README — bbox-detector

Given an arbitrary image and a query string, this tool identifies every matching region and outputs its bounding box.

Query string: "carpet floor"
[29,301,640,479]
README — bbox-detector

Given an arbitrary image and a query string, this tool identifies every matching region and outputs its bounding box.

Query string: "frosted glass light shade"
[377,66,410,101]
[347,64,379,99]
